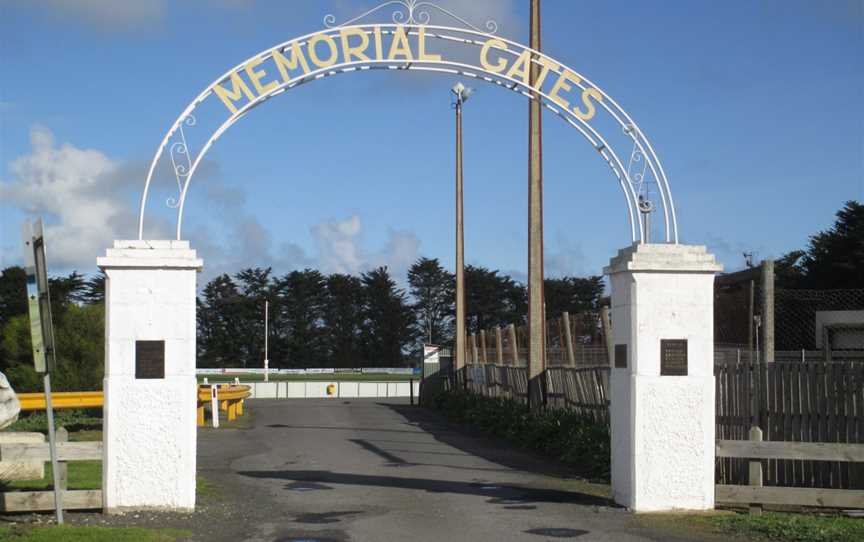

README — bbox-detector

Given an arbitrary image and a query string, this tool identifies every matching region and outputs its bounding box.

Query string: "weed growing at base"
[0,525,190,542]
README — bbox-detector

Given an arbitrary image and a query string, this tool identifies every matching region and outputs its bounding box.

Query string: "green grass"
[0,525,190,542]
[198,372,415,382]
[2,431,102,492]
[639,511,864,542]
[710,512,864,542]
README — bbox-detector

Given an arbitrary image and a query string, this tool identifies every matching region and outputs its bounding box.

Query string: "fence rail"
[716,428,864,510]
[0,428,102,513]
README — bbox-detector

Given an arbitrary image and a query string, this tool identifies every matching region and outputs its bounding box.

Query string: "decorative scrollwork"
[167,114,196,209]
[324,0,498,35]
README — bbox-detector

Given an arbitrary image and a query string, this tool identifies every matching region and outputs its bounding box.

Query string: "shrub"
[432,390,610,480]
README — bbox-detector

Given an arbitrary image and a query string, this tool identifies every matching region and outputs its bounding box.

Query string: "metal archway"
[137,2,679,244]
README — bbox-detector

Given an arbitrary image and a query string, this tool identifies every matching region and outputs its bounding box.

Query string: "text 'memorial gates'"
[137,0,679,245]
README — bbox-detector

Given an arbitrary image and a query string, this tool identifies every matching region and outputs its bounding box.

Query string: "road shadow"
[379,402,609,485]
[237,469,609,506]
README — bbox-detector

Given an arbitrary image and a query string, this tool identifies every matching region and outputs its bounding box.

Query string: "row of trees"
[0,268,105,391]
[198,258,604,368]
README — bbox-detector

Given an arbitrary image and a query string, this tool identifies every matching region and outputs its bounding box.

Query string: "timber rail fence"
[453,357,864,504]
[0,427,101,512]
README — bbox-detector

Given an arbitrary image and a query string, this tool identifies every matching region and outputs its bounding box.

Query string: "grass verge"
[0,525,190,541]
[639,511,864,542]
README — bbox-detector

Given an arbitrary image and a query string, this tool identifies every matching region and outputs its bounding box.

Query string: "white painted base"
[611,374,715,511]
[102,376,197,513]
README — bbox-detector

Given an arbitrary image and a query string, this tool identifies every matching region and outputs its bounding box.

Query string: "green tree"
[1,304,104,392]
[464,265,526,334]
[776,201,863,289]
[407,257,454,345]
[544,275,605,318]
[322,274,365,367]
[0,267,27,331]
[197,274,247,367]
[360,267,416,365]
[274,269,327,367]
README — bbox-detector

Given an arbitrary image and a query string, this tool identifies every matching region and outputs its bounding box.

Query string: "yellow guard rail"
[17,385,251,426]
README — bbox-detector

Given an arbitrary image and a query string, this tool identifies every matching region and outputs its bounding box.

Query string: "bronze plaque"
[660,339,688,376]
[135,340,165,379]
[614,344,628,369]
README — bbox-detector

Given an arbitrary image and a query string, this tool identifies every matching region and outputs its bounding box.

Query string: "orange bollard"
[228,400,237,421]
[197,404,205,427]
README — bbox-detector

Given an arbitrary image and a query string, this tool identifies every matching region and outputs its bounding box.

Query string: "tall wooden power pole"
[527,0,546,410]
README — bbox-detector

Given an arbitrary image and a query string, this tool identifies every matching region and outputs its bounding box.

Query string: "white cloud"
[1,128,421,280]
[0,125,148,270]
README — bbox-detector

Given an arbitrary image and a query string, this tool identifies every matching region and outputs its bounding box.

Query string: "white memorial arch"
[98,1,720,513]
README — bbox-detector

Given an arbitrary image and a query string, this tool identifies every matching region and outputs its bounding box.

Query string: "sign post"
[22,219,64,524]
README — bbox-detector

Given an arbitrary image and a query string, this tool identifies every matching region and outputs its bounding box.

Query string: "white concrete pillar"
[97,240,202,513]
[604,243,722,512]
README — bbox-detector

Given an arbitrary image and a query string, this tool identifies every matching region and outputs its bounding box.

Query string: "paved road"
[196,399,714,542]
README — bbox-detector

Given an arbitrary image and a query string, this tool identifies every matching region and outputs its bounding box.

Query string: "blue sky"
[1,0,862,284]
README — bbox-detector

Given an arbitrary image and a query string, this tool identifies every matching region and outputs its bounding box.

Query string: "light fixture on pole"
[451,82,473,384]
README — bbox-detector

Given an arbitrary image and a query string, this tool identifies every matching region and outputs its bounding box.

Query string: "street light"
[452,82,473,384]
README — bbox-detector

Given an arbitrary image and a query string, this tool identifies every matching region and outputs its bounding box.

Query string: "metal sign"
[135,340,166,379]
[660,339,688,376]
[22,219,56,374]
[136,0,677,246]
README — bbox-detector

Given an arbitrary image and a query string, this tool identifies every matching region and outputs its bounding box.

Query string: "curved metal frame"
[137,22,679,244]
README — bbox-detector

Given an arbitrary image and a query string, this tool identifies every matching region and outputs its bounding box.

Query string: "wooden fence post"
[600,306,614,366]
[508,324,519,365]
[470,334,478,364]
[748,426,764,516]
[495,326,504,364]
[56,427,68,496]
[562,312,576,365]
[480,330,488,364]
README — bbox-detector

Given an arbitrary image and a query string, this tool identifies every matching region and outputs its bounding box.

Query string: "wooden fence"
[0,427,102,512]
[463,364,609,424]
[460,357,864,493]
[716,360,864,490]
[466,310,611,367]
[716,427,864,510]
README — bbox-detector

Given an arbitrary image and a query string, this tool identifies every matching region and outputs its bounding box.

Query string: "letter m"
[213,72,255,115]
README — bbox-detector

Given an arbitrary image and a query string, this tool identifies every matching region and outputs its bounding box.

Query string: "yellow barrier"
[18,391,104,410]
[196,385,251,427]
[17,385,252,428]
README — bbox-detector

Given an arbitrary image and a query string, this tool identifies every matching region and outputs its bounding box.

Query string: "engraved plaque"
[614,344,628,369]
[135,340,165,379]
[660,339,688,376]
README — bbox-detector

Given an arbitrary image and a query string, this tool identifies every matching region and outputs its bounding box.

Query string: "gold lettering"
[549,69,581,110]
[533,56,559,89]
[213,72,255,115]
[417,26,441,61]
[244,55,278,96]
[373,26,383,59]
[340,27,370,62]
[387,26,414,61]
[480,38,508,73]
[574,87,602,121]
[272,42,310,81]
[504,50,531,85]
[308,32,339,68]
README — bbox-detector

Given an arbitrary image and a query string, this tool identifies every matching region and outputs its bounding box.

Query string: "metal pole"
[44,373,63,523]
[454,94,467,387]
[527,0,546,410]
[264,300,269,382]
